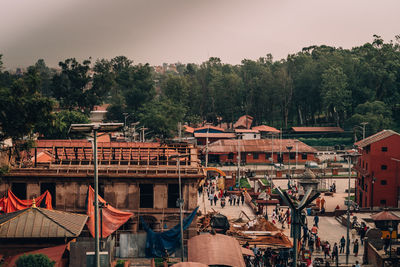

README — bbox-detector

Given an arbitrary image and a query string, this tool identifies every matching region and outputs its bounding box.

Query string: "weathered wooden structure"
[1,140,204,236]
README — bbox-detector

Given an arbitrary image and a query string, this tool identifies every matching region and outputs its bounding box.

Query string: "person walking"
[241,192,245,205]
[316,236,321,251]
[313,215,319,228]
[332,242,338,262]
[233,194,236,205]
[209,192,214,206]
[324,241,331,259]
[340,236,346,253]
[213,194,218,206]
[353,239,359,257]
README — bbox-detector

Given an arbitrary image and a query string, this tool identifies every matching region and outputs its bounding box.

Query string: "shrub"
[16,254,55,267]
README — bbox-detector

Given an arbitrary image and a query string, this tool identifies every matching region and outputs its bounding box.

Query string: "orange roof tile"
[234,115,253,129]
[206,139,316,153]
[291,127,344,133]
[252,125,280,133]
[194,133,236,138]
[371,211,400,221]
[355,130,400,148]
[184,125,195,134]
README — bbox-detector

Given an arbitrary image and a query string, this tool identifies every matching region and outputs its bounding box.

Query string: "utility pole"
[205,127,209,168]
[342,153,361,265]
[360,122,368,139]
[237,134,241,187]
[178,122,182,142]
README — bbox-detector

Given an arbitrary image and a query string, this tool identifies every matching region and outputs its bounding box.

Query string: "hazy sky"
[1,0,400,69]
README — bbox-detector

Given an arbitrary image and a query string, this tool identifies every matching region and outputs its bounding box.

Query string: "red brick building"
[204,139,317,165]
[355,130,400,208]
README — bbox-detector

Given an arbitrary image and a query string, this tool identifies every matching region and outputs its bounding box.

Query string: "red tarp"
[0,190,52,213]
[86,186,133,238]
[3,244,67,267]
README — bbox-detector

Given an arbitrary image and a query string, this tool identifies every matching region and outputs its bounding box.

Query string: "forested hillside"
[0,35,399,141]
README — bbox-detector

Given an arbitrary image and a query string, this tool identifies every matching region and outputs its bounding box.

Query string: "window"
[140,184,154,208]
[381,165,387,170]
[380,199,386,205]
[254,134,257,138]
[290,153,295,160]
[253,153,259,159]
[381,180,387,185]
[11,183,27,200]
[382,147,388,152]
[168,184,180,208]
[228,153,234,160]
[40,183,56,207]
[366,163,368,171]
[302,154,307,160]
[265,153,271,160]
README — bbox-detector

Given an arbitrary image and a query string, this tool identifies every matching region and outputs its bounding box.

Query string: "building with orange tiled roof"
[204,138,316,165]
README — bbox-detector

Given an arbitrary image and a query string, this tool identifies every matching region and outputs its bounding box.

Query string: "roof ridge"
[36,208,77,236]
[0,209,29,227]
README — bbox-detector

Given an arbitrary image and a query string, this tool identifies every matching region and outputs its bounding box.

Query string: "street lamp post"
[170,154,190,262]
[342,153,361,265]
[70,123,123,267]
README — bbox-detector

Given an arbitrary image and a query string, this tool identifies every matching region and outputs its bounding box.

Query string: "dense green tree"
[16,253,55,267]
[138,98,186,139]
[0,68,53,142]
[321,66,351,127]
[348,101,394,138]
[35,110,90,139]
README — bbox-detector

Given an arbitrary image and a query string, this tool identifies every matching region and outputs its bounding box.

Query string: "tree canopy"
[1,35,399,142]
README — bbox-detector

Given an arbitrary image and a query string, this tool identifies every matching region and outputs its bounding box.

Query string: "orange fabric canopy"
[0,189,52,213]
[86,186,133,238]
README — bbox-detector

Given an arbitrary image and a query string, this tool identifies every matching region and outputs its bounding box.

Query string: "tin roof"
[194,133,236,138]
[184,125,195,134]
[206,139,317,153]
[0,207,88,238]
[355,130,400,148]
[291,127,344,133]
[252,125,280,133]
[235,129,259,133]
[188,234,246,267]
[371,211,400,221]
[194,126,225,133]
[234,115,253,129]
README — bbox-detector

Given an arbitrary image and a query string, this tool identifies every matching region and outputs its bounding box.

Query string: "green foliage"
[0,68,53,141]
[116,259,125,267]
[35,110,90,139]
[16,253,55,267]
[348,101,393,138]
[138,98,186,139]
[239,178,251,189]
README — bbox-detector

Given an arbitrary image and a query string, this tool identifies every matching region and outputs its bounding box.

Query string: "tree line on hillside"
[0,35,399,143]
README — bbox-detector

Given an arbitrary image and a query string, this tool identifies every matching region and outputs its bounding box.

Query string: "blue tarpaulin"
[140,206,199,258]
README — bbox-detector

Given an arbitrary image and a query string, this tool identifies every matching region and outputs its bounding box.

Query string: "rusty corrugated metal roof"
[234,115,253,129]
[371,211,400,221]
[252,125,280,133]
[184,125,195,134]
[355,130,400,148]
[194,133,236,138]
[235,129,259,133]
[206,139,317,153]
[194,126,225,132]
[188,234,245,267]
[0,207,87,238]
[291,127,344,133]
